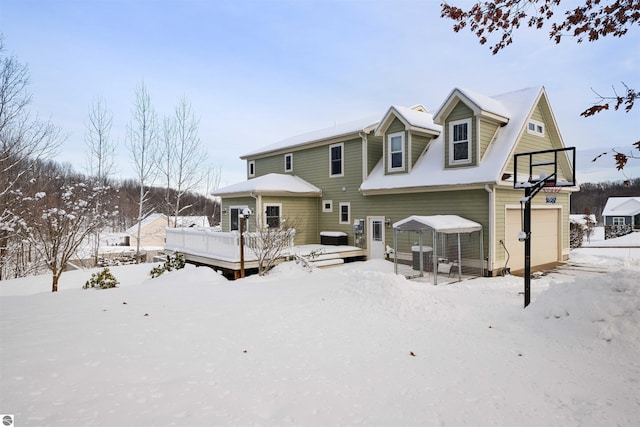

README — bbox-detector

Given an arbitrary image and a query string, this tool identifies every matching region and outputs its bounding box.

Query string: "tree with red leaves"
[441,0,640,176]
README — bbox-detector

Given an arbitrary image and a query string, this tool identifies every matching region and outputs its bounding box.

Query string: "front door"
[367,216,385,259]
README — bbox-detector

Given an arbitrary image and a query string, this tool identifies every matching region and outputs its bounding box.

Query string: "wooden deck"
[169,244,367,279]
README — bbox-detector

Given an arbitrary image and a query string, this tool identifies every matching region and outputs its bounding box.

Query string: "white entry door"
[367,216,386,259]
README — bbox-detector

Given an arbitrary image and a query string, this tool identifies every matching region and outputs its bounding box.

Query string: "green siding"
[358,189,489,255]
[367,135,383,175]
[411,133,431,167]
[444,102,477,168]
[479,119,499,160]
[262,196,319,245]
[493,186,570,267]
[220,197,257,232]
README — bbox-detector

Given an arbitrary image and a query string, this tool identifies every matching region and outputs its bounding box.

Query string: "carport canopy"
[393,215,482,233]
[392,215,483,284]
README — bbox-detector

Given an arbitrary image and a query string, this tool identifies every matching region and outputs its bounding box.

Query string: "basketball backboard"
[513,147,576,189]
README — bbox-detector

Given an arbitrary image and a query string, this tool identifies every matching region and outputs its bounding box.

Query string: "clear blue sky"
[2,0,639,187]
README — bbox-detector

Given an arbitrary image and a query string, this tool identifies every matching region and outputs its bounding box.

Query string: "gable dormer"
[374,105,441,175]
[434,88,509,169]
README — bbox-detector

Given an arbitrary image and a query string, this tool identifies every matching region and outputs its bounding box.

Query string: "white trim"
[248,160,255,178]
[284,153,293,173]
[387,131,405,172]
[527,119,545,137]
[449,118,472,165]
[367,216,386,259]
[322,200,333,213]
[612,217,626,226]
[329,142,344,177]
[361,133,368,181]
[339,202,350,224]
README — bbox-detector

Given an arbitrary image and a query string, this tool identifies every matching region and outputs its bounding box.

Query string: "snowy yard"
[1,228,639,426]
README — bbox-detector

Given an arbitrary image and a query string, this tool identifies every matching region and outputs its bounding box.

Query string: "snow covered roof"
[125,213,167,235]
[602,197,640,216]
[434,87,510,124]
[374,105,441,137]
[241,115,379,159]
[361,86,545,193]
[393,215,482,234]
[213,173,322,197]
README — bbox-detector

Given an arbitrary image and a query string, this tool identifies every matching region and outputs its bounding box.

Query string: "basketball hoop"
[542,186,561,204]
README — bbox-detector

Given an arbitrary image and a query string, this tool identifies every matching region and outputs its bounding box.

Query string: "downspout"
[484,184,494,276]
[250,192,261,230]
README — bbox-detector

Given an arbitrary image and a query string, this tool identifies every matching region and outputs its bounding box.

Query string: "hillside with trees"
[571,178,640,221]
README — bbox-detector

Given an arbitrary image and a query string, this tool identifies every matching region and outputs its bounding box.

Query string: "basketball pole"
[522,181,545,308]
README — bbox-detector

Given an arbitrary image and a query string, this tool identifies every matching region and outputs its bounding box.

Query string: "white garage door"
[505,208,560,271]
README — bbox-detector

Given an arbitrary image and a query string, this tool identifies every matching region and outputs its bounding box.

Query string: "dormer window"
[387,132,405,172]
[248,160,255,177]
[449,118,471,165]
[527,120,544,137]
[284,153,293,172]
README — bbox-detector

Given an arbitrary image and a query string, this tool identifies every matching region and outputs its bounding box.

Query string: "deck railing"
[164,227,296,262]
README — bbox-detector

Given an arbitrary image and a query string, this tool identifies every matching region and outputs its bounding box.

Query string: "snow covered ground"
[1,228,639,426]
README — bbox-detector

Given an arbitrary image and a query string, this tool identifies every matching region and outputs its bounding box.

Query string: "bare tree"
[160,96,207,227]
[246,214,297,276]
[204,163,223,226]
[440,0,639,173]
[85,95,116,184]
[17,182,115,292]
[84,95,116,265]
[126,81,159,262]
[0,36,64,280]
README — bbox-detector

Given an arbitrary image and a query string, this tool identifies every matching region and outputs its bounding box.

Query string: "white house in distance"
[602,197,640,230]
[125,214,211,248]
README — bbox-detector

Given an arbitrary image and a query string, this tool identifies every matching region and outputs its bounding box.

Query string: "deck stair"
[308,252,345,268]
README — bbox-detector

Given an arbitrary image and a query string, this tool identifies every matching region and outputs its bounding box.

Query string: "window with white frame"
[322,200,333,213]
[449,119,471,164]
[387,132,405,171]
[527,120,544,137]
[612,217,625,226]
[329,143,344,177]
[230,206,248,231]
[248,160,255,177]
[284,153,293,172]
[339,202,350,224]
[264,204,281,228]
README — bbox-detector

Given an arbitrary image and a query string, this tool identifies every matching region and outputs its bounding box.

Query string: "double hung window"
[330,143,344,177]
[387,132,404,171]
[449,119,471,164]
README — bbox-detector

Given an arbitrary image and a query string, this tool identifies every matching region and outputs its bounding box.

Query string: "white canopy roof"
[393,215,482,234]
[213,173,322,197]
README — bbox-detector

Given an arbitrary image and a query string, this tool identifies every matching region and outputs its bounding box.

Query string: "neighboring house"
[602,197,640,229]
[209,86,576,275]
[127,214,211,248]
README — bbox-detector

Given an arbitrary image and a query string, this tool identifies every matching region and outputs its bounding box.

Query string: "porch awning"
[393,215,482,234]
[212,173,322,198]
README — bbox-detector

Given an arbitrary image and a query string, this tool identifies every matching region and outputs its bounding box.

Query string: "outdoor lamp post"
[239,208,252,278]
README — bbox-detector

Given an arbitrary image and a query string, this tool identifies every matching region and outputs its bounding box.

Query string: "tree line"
[570,178,640,221]
[1,36,219,288]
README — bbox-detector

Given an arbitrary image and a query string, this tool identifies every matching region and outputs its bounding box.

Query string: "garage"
[504,207,560,272]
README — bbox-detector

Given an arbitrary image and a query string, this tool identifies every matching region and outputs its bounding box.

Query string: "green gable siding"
[444,102,477,168]
[479,119,499,160]
[384,118,408,176]
[411,133,431,167]
[367,135,383,175]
